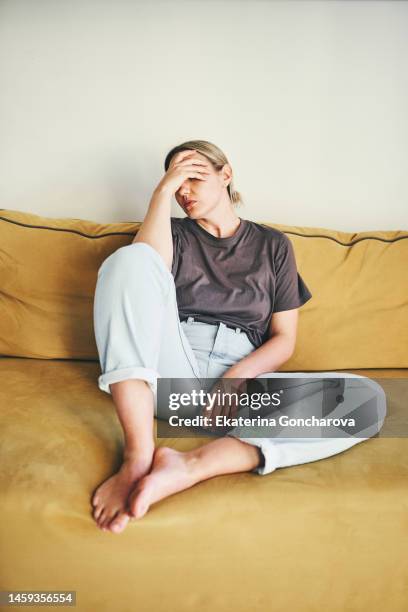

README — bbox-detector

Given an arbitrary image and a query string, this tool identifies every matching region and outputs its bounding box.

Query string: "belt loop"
[235,327,241,334]
[187,316,195,325]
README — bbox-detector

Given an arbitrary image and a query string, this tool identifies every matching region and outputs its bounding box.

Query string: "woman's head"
[164,140,244,217]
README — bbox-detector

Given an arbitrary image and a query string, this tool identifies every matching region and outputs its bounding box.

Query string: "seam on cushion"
[1,214,407,246]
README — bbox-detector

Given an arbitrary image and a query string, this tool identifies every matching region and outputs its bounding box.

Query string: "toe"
[128,493,138,518]
[97,511,109,527]
[93,505,104,521]
[109,512,130,534]
[106,509,120,526]
[128,484,144,517]
[91,495,99,507]
[135,501,148,519]
[129,494,149,520]
[101,511,117,530]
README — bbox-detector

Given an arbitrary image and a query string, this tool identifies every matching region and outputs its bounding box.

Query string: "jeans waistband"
[182,316,242,334]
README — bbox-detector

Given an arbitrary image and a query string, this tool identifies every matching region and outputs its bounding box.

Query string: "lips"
[185,200,197,209]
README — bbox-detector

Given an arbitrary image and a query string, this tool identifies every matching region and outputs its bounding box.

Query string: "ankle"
[183,449,204,481]
[123,443,154,466]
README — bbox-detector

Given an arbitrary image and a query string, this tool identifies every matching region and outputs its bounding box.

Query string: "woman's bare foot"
[127,438,263,520]
[127,446,206,520]
[91,448,154,534]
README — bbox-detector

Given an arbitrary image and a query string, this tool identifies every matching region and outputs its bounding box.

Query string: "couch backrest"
[1,209,407,369]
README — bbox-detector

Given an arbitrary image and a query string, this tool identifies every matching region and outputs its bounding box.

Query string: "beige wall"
[0,0,406,231]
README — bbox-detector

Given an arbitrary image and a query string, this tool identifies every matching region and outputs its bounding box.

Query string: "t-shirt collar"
[186,217,247,246]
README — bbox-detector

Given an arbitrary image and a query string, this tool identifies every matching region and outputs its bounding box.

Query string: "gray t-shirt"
[170,216,312,349]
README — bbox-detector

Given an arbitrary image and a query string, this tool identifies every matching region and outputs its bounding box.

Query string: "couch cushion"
[0,208,407,368]
[1,357,407,611]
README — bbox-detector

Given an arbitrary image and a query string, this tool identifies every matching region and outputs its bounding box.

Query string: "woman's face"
[174,152,231,218]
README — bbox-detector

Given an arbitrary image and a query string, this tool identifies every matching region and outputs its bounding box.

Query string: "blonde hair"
[164,139,244,208]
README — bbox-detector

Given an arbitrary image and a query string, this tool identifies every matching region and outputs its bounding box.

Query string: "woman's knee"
[98,242,165,278]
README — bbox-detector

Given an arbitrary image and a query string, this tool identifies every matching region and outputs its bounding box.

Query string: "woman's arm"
[132,186,173,271]
[223,309,299,379]
[132,150,210,272]
[200,310,298,427]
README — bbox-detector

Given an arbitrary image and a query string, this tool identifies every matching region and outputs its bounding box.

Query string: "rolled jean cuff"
[226,434,280,476]
[98,366,159,396]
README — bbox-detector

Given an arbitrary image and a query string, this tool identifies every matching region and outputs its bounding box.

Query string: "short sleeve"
[273,234,313,313]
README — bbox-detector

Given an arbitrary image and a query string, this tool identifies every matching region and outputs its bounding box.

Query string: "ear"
[221,163,233,187]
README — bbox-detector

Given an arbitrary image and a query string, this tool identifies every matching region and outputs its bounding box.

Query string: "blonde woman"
[91,140,370,534]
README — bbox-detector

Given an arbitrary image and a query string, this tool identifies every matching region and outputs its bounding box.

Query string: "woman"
[91,139,367,534]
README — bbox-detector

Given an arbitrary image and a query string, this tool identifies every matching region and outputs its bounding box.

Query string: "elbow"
[287,342,297,359]
[281,337,296,362]
[281,349,295,367]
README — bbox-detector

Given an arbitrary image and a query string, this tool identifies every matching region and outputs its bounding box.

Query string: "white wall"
[0,0,406,231]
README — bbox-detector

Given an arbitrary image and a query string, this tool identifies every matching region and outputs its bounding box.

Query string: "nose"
[178,181,192,197]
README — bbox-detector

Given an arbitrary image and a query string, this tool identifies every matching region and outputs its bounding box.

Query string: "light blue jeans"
[93,242,377,476]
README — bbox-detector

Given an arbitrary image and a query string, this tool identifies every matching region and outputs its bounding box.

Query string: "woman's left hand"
[200,372,246,433]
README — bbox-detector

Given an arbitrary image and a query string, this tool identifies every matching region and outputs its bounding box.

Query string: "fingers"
[199,378,243,432]
[178,149,196,160]
[181,168,210,182]
[181,164,210,173]
[179,161,210,174]
[200,402,212,425]
[173,150,210,170]
[169,149,197,169]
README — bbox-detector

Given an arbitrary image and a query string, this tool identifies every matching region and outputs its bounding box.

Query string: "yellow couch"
[1,209,407,612]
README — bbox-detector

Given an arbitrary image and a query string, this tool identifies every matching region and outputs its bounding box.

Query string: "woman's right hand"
[155,149,211,197]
